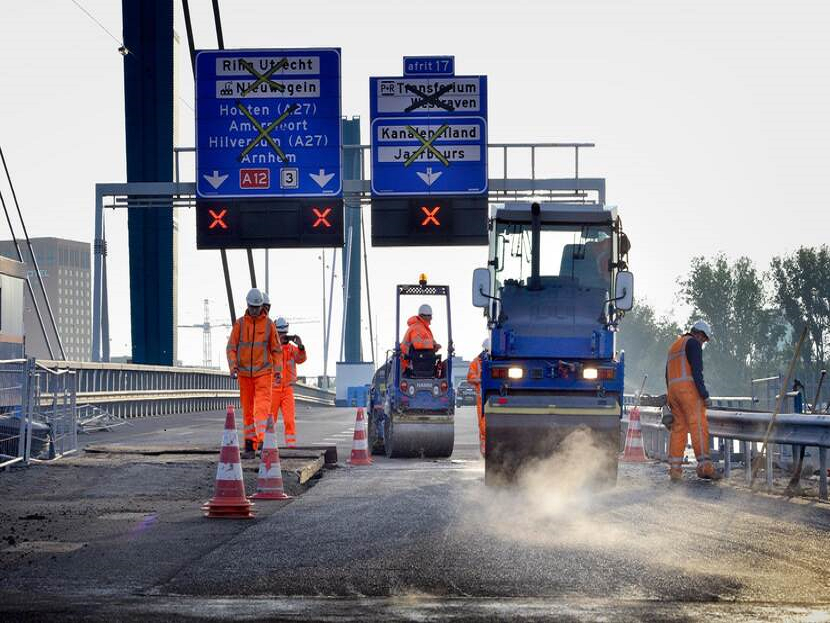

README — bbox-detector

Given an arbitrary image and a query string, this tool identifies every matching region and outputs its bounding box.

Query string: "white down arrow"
[416,167,443,186]
[203,170,228,189]
[309,169,335,188]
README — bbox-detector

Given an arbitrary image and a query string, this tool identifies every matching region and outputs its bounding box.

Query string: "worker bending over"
[271,317,307,448]
[665,320,720,481]
[467,338,490,456]
[401,304,441,372]
[227,288,279,459]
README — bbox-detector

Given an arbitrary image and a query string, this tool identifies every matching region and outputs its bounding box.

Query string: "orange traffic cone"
[202,406,255,518]
[621,405,648,462]
[347,408,372,466]
[250,415,291,500]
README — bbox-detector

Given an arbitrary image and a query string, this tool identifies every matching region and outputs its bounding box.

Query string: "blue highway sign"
[196,48,341,199]
[370,117,487,195]
[370,68,487,197]
[403,56,455,76]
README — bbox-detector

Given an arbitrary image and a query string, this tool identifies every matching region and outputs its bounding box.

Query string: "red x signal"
[420,206,441,227]
[208,209,228,229]
[312,207,332,228]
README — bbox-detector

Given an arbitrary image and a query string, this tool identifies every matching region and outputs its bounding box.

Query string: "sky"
[1,0,829,374]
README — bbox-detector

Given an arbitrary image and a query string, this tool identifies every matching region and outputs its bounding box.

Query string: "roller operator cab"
[367,275,456,458]
[471,201,633,484]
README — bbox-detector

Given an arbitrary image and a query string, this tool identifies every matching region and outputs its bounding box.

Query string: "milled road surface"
[1,405,829,621]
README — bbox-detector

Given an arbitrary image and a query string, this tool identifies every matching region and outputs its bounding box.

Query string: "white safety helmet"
[691,320,712,340]
[246,288,264,307]
[262,291,270,308]
[482,338,491,352]
[418,304,433,317]
[275,317,289,333]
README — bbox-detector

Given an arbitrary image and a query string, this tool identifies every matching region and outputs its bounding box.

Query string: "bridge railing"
[624,402,830,500]
[36,359,335,419]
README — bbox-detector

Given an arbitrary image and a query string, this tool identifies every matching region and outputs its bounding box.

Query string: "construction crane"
[179,299,320,368]
[178,299,232,368]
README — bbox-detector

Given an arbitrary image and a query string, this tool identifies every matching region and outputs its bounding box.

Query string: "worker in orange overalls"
[227,288,280,459]
[401,304,441,372]
[666,320,721,481]
[467,338,490,457]
[271,317,307,448]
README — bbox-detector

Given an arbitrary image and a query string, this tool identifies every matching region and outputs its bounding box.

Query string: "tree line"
[619,245,829,406]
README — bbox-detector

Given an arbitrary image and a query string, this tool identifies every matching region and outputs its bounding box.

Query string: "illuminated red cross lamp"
[312,207,332,228]
[420,206,441,227]
[208,209,228,229]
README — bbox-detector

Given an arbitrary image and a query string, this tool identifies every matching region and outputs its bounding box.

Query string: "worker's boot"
[669,469,682,483]
[240,439,255,460]
[697,463,723,481]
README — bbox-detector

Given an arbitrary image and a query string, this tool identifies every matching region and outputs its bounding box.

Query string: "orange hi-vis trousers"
[271,386,297,447]
[476,395,486,456]
[239,374,273,448]
[667,385,714,477]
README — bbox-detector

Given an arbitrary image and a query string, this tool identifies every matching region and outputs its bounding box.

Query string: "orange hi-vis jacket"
[272,342,307,389]
[401,316,435,359]
[226,310,279,378]
[666,335,696,393]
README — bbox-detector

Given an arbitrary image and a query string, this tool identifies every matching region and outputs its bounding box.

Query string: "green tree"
[680,255,780,395]
[617,302,681,395]
[770,245,830,388]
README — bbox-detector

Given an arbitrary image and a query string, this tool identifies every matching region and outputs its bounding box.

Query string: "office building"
[0,238,91,361]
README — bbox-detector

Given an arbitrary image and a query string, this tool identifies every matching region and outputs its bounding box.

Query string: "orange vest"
[272,342,307,389]
[401,316,435,357]
[226,311,278,378]
[666,335,695,392]
[467,355,482,386]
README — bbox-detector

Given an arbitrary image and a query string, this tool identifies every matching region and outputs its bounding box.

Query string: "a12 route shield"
[196,48,342,199]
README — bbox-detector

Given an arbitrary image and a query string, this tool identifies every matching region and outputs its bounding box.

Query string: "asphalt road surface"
[2,404,829,622]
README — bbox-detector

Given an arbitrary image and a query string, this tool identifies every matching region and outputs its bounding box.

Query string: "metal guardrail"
[625,404,830,501]
[36,359,335,418]
[1,358,78,467]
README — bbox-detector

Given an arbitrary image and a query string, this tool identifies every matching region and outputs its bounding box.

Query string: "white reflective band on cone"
[352,439,368,450]
[263,432,277,446]
[216,462,244,481]
[258,465,282,478]
[627,437,643,447]
[222,431,239,447]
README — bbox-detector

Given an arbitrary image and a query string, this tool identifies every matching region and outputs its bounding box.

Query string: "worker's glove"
[704,398,713,408]
[230,369,238,380]
[293,335,303,347]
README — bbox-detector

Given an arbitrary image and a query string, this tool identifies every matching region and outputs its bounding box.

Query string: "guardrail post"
[765,445,774,490]
[22,358,35,464]
[744,441,752,484]
[819,448,828,501]
[70,371,78,453]
[723,438,731,478]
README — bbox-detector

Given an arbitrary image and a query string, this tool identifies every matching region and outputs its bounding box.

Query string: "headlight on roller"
[508,367,524,379]
[582,367,599,380]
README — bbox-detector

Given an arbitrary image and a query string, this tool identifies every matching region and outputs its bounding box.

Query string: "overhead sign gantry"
[195,48,344,248]
[370,55,489,246]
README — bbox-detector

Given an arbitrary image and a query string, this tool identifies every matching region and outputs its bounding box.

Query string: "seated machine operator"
[401,304,442,374]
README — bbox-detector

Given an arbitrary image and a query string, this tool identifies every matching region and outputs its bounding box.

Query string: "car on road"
[455,381,477,406]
